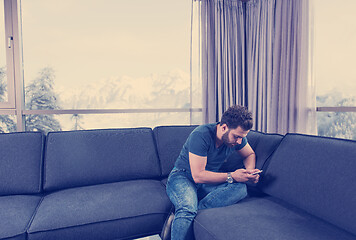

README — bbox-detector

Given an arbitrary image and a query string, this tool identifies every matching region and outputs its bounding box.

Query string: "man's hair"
[220,105,253,130]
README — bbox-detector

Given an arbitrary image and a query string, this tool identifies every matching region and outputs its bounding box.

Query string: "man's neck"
[215,124,224,148]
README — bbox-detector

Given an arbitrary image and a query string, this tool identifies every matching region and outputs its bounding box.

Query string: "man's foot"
[160,209,175,240]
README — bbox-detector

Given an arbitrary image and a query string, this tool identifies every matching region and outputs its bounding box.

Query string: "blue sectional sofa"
[0,126,355,240]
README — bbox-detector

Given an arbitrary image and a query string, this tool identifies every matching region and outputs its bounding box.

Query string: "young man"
[165,105,260,240]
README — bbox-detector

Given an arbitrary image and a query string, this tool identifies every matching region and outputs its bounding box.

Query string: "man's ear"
[221,123,229,133]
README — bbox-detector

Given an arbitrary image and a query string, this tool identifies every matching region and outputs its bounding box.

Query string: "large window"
[314,0,356,140]
[0,0,202,133]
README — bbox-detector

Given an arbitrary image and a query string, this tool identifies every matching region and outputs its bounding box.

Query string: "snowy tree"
[0,67,16,133]
[317,93,356,140]
[25,67,61,133]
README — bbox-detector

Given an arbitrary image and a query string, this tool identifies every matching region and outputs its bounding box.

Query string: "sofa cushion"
[153,125,198,177]
[194,197,356,240]
[259,134,356,235]
[0,235,26,240]
[219,130,283,172]
[44,128,161,192]
[28,180,171,240]
[0,195,42,240]
[0,132,44,196]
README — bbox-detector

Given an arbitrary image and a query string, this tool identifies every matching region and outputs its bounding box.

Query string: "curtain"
[200,0,247,123]
[196,0,316,135]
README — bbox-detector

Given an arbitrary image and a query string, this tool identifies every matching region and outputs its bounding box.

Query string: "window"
[0,0,202,133]
[314,0,356,140]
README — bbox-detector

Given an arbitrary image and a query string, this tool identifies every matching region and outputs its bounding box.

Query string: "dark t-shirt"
[174,123,247,173]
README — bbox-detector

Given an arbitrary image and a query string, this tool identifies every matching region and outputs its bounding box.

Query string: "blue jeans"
[166,167,248,240]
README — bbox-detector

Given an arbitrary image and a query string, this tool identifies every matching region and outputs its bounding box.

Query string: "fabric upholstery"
[153,125,198,177]
[194,197,356,240]
[44,128,161,192]
[219,130,283,172]
[161,178,168,187]
[0,195,41,240]
[259,134,356,235]
[1,236,26,240]
[28,180,171,240]
[0,132,44,196]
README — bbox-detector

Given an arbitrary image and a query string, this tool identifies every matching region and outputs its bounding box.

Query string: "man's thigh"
[166,169,198,210]
[197,182,247,209]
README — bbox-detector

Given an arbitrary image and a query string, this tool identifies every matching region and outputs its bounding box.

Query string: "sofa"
[0,126,355,240]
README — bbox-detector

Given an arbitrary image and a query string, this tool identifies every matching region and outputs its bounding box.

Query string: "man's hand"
[231,169,261,183]
[246,169,260,184]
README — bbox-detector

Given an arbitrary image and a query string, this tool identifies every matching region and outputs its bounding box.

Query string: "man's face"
[222,126,249,147]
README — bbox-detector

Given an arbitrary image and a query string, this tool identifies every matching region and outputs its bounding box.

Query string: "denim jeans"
[166,167,248,240]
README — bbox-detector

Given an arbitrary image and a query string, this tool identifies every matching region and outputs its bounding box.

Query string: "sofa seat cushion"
[0,195,42,240]
[28,180,171,240]
[194,197,356,240]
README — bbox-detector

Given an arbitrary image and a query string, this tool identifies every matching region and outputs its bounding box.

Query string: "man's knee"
[231,182,248,200]
[175,203,198,220]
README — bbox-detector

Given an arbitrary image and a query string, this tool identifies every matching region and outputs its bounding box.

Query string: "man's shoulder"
[193,123,217,133]
[189,123,217,141]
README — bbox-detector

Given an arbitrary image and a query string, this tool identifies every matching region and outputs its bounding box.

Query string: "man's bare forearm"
[192,170,229,184]
[243,153,256,170]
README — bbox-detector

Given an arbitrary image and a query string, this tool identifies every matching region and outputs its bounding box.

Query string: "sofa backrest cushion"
[44,128,161,192]
[0,132,44,196]
[153,125,198,177]
[219,130,283,172]
[260,133,356,235]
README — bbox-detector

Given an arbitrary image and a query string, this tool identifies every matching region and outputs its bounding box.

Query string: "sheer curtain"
[198,0,247,123]
[194,0,316,134]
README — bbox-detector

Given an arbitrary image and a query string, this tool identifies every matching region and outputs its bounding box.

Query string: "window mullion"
[10,0,25,131]
[0,0,15,109]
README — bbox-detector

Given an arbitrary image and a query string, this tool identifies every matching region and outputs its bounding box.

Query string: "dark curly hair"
[220,105,253,130]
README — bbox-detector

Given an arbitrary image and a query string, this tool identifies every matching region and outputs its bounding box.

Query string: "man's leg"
[166,169,198,240]
[197,182,247,210]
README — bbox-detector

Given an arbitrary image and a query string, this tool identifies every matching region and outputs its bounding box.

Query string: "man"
[164,105,260,240]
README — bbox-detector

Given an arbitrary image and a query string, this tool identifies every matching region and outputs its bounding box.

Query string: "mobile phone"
[251,170,263,175]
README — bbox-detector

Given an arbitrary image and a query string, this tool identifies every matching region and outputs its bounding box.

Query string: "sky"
[21,0,192,90]
[313,0,356,96]
[3,0,356,99]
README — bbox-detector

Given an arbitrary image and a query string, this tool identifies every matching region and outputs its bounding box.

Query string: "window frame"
[0,0,16,110]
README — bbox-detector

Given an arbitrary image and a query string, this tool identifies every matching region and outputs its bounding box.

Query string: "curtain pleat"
[197,0,316,134]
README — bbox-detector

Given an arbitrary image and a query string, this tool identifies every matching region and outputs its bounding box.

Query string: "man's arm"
[238,143,256,170]
[189,152,256,184]
[238,143,260,183]
[189,153,228,184]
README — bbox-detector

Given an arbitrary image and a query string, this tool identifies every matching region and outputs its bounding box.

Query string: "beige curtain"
[196,0,316,134]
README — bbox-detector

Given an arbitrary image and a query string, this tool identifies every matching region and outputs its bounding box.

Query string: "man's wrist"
[226,172,234,184]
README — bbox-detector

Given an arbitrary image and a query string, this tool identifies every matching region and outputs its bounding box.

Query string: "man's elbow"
[191,172,204,184]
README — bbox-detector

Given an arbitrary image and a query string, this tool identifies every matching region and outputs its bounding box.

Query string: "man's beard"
[222,130,234,147]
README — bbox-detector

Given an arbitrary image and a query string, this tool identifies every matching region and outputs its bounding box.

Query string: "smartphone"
[251,170,263,175]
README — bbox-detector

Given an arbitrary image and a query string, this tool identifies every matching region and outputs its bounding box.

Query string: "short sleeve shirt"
[174,123,248,173]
